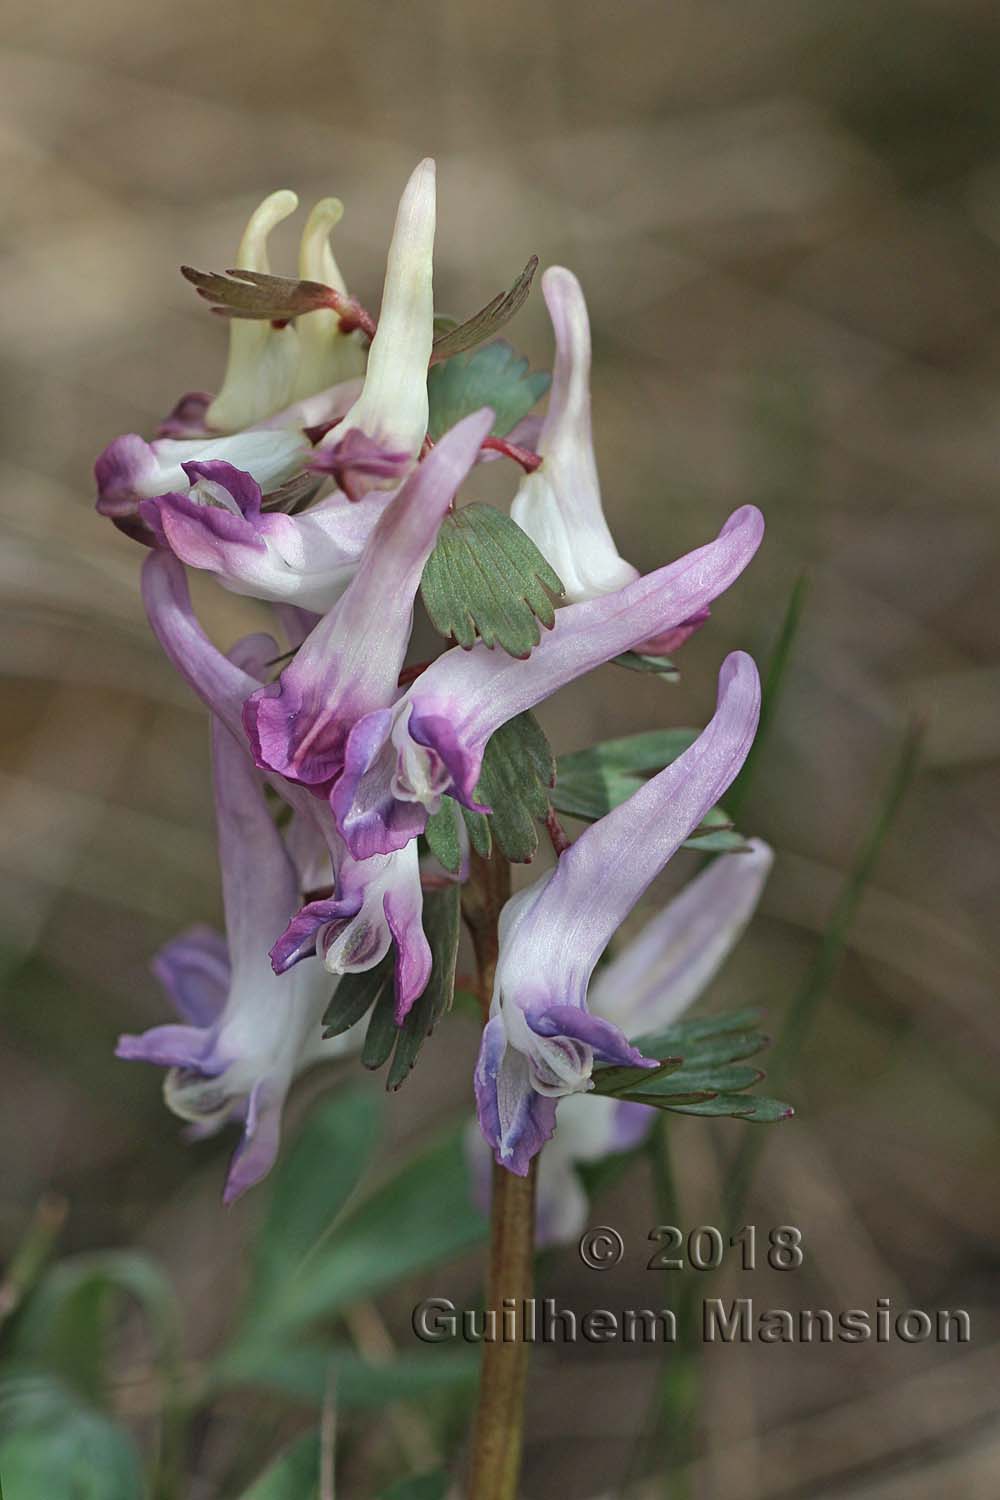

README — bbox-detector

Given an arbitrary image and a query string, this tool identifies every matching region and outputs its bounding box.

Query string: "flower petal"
[335,505,763,852]
[507,652,761,997]
[589,839,774,1035]
[290,197,367,400]
[510,267,637,602]
[474,1015,558,1175]
[244,407,492,789]
[151,925,230,1027]
[316,159,436,495]
[205,190,302,433]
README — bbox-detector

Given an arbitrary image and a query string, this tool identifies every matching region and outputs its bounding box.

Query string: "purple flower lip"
[155,391,214,439]
[473,650,762,1175]
[309,427,412,502]
[243,408,493,791]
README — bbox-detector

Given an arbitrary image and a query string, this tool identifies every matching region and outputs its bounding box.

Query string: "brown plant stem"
[461,847,510,1023]
[463,848,538,1500]
[467,1158,538,1500]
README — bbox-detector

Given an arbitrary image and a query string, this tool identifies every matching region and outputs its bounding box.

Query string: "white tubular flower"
[510,266,638,602]
[206,190,303,434]
[315,159,436,499]
[289,196,366,401]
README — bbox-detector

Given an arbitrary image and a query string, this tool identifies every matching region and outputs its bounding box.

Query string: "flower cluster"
[99,159,767,1204]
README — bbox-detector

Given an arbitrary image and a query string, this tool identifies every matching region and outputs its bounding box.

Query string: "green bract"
[420,502,564,658]
[427,339,550,440]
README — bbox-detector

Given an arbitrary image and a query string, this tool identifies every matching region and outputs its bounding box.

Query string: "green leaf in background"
[10,1251,181,1410]
[552,728,743,850]
[0,1374,145,1500]
[223,1344,478,1409]
[380,1472,449,1500]
[613,650,680,680]
[420,503,563,658]
[255,1130,485,1343]
[473,711,555,863]
[559,728,700,776]
[249,1086,382,1313]
[218,1119,487,1394]
[240,1430,320,1498]
[430,256,538,360]
[427,339,550,440]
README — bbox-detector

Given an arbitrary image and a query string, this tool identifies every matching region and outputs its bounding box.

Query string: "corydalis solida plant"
[96,156,788,1500]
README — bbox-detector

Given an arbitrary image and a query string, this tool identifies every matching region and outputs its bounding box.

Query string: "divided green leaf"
[324,952,394,1039]
[424,801,463,874]
[552,728,744,849]
[472,711,555,863]
[589,1056,683,1096]
[420,502,563,658]
[461,804,492,858]
[331,888,462,1086]
[427,339,550,440]
[591,1006,791,1124]
[386,883,461,1090]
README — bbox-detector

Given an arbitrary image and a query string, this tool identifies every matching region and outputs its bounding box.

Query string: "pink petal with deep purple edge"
[244,407,493,790]
[589,838,774,1037]
[476,651,761,1174]
[334,505,763,858]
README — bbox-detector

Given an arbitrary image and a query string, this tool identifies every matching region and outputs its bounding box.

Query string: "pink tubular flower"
[517,839,774,1242]
[313,159,436,500]
[116,711,360,1203]
[141,550,431,1018]
[509,266,638,603]
[204,188,365,435]
[244,407,494,794]
[139,459,391,613]
[333,504,764,859]
[473,651,762,1175]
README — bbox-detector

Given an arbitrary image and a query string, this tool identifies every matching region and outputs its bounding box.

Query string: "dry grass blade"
[180,265,338,320]
[430,256,539,360]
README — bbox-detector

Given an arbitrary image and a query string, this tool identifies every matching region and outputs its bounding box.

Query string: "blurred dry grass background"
[1,1,999,1495]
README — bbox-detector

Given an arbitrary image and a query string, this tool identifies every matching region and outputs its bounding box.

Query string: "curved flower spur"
[140,551,433,1020]
[243,408,495,793]
[93,182,370,523]
[474,651,762,1175]
[332,504,764,859]
[469,839,774,1243]
[102,155,783,1220]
